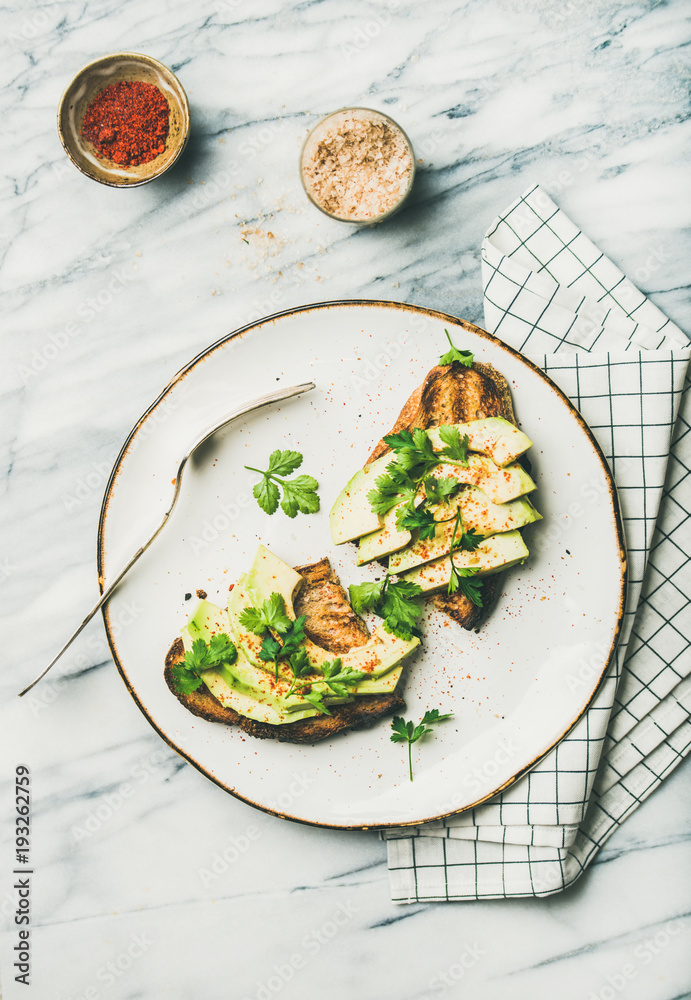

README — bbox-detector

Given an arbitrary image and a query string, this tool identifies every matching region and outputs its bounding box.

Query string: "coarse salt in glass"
[300,108,415,223]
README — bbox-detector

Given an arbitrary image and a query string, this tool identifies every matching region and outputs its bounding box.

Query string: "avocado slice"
[329,454,391,544]
[389,488,541,574]
[426,416,532,468]
[227,546,419,678]
[398,530,529,594]
[357,499,412,565]
[424,455,536,505]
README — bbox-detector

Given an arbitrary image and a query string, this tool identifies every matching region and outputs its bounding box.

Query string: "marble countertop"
[1,0,689,997]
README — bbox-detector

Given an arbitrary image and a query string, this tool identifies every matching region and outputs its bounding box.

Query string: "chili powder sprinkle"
[81,80,170,166]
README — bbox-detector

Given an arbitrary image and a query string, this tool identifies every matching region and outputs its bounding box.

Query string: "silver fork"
[19,381,316,697]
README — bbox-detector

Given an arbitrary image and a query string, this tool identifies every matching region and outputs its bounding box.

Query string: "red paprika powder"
[81,80,170,166]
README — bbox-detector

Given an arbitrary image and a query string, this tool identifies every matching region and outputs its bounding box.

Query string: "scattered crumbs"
[184,593,191,601]
[196,588,208,599]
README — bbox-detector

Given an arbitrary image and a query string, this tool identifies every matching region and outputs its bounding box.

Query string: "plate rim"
[97,298,628,830]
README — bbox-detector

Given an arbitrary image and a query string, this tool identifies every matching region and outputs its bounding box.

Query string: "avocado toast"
[164,548,418,743]
[330,353,540,630]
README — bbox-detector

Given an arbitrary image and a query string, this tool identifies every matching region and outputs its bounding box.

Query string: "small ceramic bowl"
[300,107,416,224]
[57,52,190,187]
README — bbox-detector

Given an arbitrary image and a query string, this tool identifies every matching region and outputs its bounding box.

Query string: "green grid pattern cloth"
[384,184,691,902]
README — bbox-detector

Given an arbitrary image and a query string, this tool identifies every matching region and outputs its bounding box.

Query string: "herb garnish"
[349,577,423,640]
[245,450,319,518]
[239,592,307,680]
[390,709,454,781]
[447,508,484,605]
[170,633,238,694]
[439,329,474,367]
[437,425,470,466]
[283,654,365,715]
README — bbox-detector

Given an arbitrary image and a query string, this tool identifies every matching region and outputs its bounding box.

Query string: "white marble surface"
[1,0,690,997]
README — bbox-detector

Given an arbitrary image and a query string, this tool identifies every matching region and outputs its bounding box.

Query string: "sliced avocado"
[227,546,419,677]
[199,669,321,725]
[427,417,532,468]
[352,663,403,694]
[389,488,541,574]
[425,455,536,505]
[245,543,303,609]
[329,454,391,544]
[357,500,412,565]
[398,530,529,594]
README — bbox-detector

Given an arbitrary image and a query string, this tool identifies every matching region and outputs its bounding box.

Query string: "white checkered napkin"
[384,185,691,902]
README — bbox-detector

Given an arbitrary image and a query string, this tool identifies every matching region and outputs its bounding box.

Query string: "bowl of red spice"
[57,52,190,187]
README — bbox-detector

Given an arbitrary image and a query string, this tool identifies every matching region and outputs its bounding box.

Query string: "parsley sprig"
[349,577,423,640]
[171,633,238,695]
[245,450,319,518]
[390,709,454,781]
[239,592,307,680]
[437,426,470,466]
[447,508,484,605]
[439,329,474,367]
[284,655,365,716]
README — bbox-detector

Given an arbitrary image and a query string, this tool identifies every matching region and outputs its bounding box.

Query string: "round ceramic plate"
[98,301,626,829]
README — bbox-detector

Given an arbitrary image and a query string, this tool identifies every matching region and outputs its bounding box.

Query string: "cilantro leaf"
[258,633,282,663]
[382,427,439,480]
[367,461,418,515]
[280,475,320,518]
[318,658,365,697]
[266,449,303,477]
[245,452,320,518]
[439,329,474,367]
[252,476,280,515]
[302,691,332,716]
[277,615,307,659]
[171,633,238,695]
[396,504,438,540]
[379,580,423,635]
[169,663,205,694]
[207,633,238,665]
[349,580,386,615]
[448,565,483,606]
[285,648,313,697]
[390,709,454,780]
[437,426,469,466]
[460,527,484,551]
[446,507,484,604]
[422,475,459,505]
[239,593,292,635]
[350,578,422,640]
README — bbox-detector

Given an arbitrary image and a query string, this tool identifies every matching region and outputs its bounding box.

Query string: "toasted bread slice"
[367,359,516,630]
[164,558,405,743]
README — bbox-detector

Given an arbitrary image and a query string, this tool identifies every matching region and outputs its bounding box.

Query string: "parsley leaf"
[367,461,417,515]
[319,658,366,697]
[422,475,459,506]
[349,577,422,640]
[265,449,303,477]
[245,451,320,518]
[349,579,386,615]
[447,508,484,604]
[239,593,292,635]
[170,633,238,695]
[382,427,439,480]
[280,475,320,518]
[303,691,332,715]
[379,580,423,637]
[390,709,454,780]
[437,426,470,466]
[285,648,313,697]
[396,504,437,540]
[439,329,474,367]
